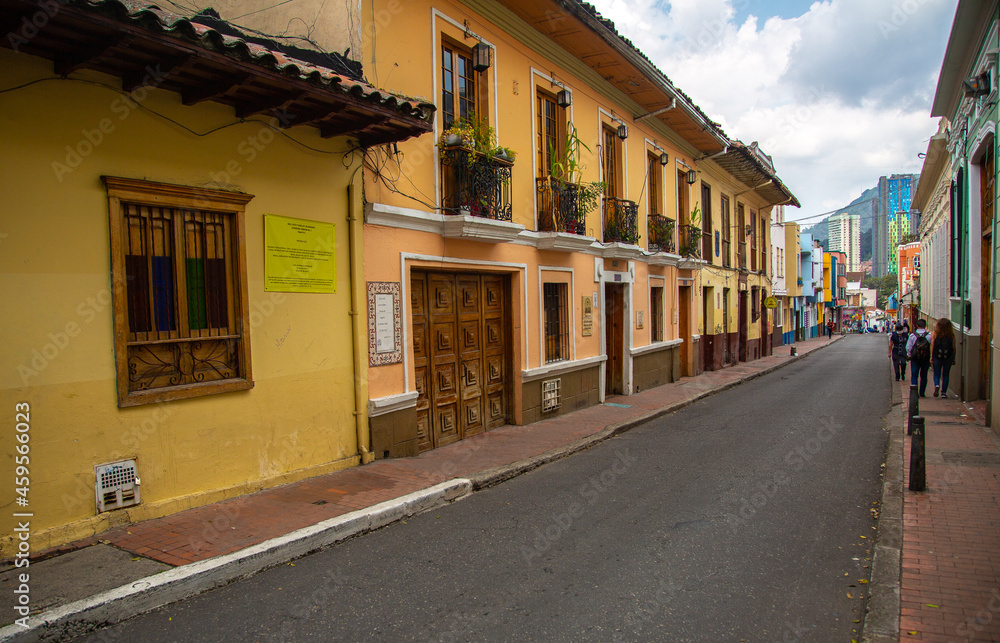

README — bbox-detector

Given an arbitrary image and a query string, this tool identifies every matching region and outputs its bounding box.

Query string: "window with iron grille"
[104,177,253,407]
[543,282,569,363]
[650,286,664,341]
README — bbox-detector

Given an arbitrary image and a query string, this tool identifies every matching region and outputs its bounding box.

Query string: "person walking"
[906,319,932,397]
[826,320,834,338]
[931,317,956,398]
[889,323,908,381]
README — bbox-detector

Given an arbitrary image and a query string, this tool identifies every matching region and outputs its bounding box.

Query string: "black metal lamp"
[556,89,572,107]
[473,42,492,72]
[685,169,697,184]
[659,152,669,166]
[617,124,628,140]
[963,72,990,98]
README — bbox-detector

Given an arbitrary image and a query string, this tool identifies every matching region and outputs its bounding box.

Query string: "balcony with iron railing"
[678,224,702,258]
[647,214,675,253]
[536,177,587,235]
[602,197,639,245]
[440,146,513,221]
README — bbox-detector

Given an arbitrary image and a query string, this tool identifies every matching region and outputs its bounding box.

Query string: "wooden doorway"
[411,271,509,453]
[981,145,994,401]
[605,283,625,394]
[722,288,731,364]
[680,285,692,376]
[738,290,748,362]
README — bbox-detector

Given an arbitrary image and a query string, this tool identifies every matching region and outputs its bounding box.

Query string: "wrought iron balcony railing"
[440,146,513,221]
[647,214,675,253]
[678,224,702,258]
[536,177,587,235]
[602,197,639,244]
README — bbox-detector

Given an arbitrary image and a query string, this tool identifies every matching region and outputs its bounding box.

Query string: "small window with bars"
[105,177,254,407]
[650,286,664,341]
[543,282,569,363]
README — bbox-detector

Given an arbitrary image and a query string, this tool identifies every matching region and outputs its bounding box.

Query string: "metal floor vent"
[95,459,140,512]
[542,378,561,412]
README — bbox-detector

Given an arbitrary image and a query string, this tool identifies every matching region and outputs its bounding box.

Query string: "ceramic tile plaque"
[368,281,402,366]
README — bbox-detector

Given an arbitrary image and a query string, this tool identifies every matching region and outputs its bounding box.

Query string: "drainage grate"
[940,451,1000,467]
[95,459,140,512]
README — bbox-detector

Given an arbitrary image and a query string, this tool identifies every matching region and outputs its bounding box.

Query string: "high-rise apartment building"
[874,174,919,276]
[828,211,861,272]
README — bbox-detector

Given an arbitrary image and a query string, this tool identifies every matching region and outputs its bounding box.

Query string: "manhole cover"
[940,451,1000,467]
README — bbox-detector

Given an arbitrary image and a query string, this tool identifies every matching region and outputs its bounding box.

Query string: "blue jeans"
[933,359,952,395]
[910,360,929,396]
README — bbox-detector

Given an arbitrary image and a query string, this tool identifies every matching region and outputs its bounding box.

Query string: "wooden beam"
[53,33,131,76]
[234,91,308,119]
[122,53,193,92]
[181,74,250,106]
[320,115,388,139]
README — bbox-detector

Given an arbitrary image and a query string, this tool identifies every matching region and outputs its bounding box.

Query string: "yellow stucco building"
[0,1,431,557]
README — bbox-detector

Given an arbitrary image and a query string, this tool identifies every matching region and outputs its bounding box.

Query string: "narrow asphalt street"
[79,335,891,642]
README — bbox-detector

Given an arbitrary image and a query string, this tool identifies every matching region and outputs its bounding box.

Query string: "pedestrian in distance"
[889,323,908,381]
[906,318,932,397]
[826,320,834,338]
[931,317,956,398]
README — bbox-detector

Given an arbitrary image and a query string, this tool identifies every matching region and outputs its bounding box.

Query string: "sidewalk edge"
[860,386,904,643]
[0,479,472,642]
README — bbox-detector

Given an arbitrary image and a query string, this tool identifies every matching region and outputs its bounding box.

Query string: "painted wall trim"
[368,390,420,417]
[630,337,683,356]
[522,354,606,382]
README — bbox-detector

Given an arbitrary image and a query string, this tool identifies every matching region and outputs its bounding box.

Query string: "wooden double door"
[411,271,509,453]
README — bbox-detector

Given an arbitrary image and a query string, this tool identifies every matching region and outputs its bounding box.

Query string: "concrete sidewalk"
[1,334,841,641]
[894,379,1000,642]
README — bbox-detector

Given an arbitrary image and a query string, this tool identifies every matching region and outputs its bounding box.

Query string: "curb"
[3,336,843,641]
[0,480,471,642]
[861,378,904,643]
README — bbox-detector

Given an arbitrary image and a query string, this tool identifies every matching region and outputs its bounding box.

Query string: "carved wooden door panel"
[428,273,461,448]
[483,275,507,430]
[410,273,433,452]
[605,283,624,394]
[457,276,485,438]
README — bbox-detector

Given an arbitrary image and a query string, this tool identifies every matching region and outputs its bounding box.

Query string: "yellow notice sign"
[264,214,336,293]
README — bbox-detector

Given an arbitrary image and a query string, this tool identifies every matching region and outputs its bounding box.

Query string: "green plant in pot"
[546,123,603,233]
[439,115,516,162]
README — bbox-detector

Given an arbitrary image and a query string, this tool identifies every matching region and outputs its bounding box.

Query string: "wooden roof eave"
[0,0,434,145]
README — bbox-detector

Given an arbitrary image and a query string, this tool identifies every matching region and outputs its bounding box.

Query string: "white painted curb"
[1,479,471,642]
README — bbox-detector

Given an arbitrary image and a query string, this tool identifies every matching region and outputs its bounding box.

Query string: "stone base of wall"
[522,364,601,425]
[633,345,680,393]
[370,405,418,460]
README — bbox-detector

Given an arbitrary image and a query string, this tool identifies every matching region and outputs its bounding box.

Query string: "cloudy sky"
[586,0,958,223]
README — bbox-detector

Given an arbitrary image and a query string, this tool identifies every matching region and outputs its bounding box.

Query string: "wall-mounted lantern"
[617,124,629,140]
[556,89,572,107]
[659,152,669,166]
[473,43,492,72]
[685,169,697,184]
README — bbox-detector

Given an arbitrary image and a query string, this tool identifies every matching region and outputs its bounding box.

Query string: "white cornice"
[629,338,683,356]
[368,390,419,417]
[522,354,607,382]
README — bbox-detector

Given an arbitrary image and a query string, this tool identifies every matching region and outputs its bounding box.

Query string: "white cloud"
[587,0,956,217]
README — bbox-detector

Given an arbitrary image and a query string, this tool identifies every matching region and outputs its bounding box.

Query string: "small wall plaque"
[582,295,594,336]
[368,281,402,366]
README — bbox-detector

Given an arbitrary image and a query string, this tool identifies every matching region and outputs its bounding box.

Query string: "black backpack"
[893,331,909,358]
[934,335,954,362]
[911,332,931,365]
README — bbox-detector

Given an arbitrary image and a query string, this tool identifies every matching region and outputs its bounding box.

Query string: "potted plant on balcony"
[681,205,703,257]
[438,114,515,219]
[543,123,603,234]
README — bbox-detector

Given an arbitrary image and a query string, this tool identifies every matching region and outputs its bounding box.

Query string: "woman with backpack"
[906,319,932,397]
[931,318,956,398]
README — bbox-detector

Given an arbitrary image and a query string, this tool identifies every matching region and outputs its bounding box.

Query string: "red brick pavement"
[50,336,840,567]
[899,379,1000,642]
